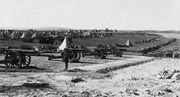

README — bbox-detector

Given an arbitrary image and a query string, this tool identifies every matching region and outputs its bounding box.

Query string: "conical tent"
[42,32,46,35]
[20,33,26,39]
[125,40,133,46]
[10,32,14,38]
[10,32,20,39]
[31,32,37,39]
[57,37,68,51]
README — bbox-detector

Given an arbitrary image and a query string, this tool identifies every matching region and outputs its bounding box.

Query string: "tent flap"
[125,40,133,46]
[57,37,67,51]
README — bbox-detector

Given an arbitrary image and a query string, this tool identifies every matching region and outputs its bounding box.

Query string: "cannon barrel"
[48,48,84,62]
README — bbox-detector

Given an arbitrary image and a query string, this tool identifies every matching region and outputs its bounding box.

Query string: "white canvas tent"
[31,32,37,39]
[32,32,39,43]
[125,40,133,47]
[57,37,68,52]
[10,32,20,40]
[20,33,26,39]
[82,32,90,37]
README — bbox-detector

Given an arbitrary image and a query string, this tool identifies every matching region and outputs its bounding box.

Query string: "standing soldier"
[63,48,69,70]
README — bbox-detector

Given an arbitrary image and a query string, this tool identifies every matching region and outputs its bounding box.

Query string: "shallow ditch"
[96,57,161,74]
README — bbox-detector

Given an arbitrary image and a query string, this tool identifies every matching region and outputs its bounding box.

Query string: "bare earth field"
[0,55,156,97]
[1,33,180,97]
[0,54,180,97]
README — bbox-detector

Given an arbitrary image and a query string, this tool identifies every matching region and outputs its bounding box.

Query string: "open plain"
[0,32,180,97]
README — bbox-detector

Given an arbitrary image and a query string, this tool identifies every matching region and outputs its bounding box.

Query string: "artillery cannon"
[82,44,123,59]
[48,47,83,62]
[0,46,39,68]
[0,45,84,68]
[48,44,123,61]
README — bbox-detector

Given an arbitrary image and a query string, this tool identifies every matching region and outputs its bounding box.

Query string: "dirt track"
[1,55,180,97]
[0,54,180,97]
[0,54,159,97]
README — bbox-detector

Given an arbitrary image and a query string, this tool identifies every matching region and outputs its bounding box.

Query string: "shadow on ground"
[104,57,120,60]
[0,83,59,97]
[96,58,159,74]
[121,56,135,59]
[74,61,99,64]
[67,68,89,72]
[0,66,52,72]
[0,83,51,93]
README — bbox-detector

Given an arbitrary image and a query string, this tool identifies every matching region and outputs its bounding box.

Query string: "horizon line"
[0,27,179,32]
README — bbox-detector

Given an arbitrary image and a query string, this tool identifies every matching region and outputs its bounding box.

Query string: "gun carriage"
[81,44,123,59]
[0,45,83,68]
[0,37,123,68]
[48,44,123,61]
[0,46,39,68]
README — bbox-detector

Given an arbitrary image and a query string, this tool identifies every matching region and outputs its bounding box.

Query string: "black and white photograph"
[0,0,180,97]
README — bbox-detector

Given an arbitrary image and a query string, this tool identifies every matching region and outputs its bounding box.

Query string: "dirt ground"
[0,33,180,97]
[0,54,178,97]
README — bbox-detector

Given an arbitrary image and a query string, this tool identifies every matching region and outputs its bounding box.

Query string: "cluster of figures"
[135,38,158,44]
[141,39,176,54]
[164,50,180,58]
[79,32,113,38]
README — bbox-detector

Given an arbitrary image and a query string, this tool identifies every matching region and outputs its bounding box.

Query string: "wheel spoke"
[4,51,22,68]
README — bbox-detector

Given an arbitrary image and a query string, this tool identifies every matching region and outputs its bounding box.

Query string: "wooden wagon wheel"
[68,51,78,62]
[62,49,74,62]
[94,49,105,59]
[102,50,107,59]
[114,50,123,57]
[73,52,81,62]
[21,54,31,68]
[72,45,82,62]
[4,50,22,68]
[68,52,81,62]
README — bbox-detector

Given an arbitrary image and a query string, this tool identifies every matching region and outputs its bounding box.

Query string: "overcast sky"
[0,0,179,30]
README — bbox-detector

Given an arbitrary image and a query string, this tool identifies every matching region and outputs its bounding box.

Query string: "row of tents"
[80,32,113,38]
[135,38,159,44]
[0,30,113,40]
[0,31,38,40]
